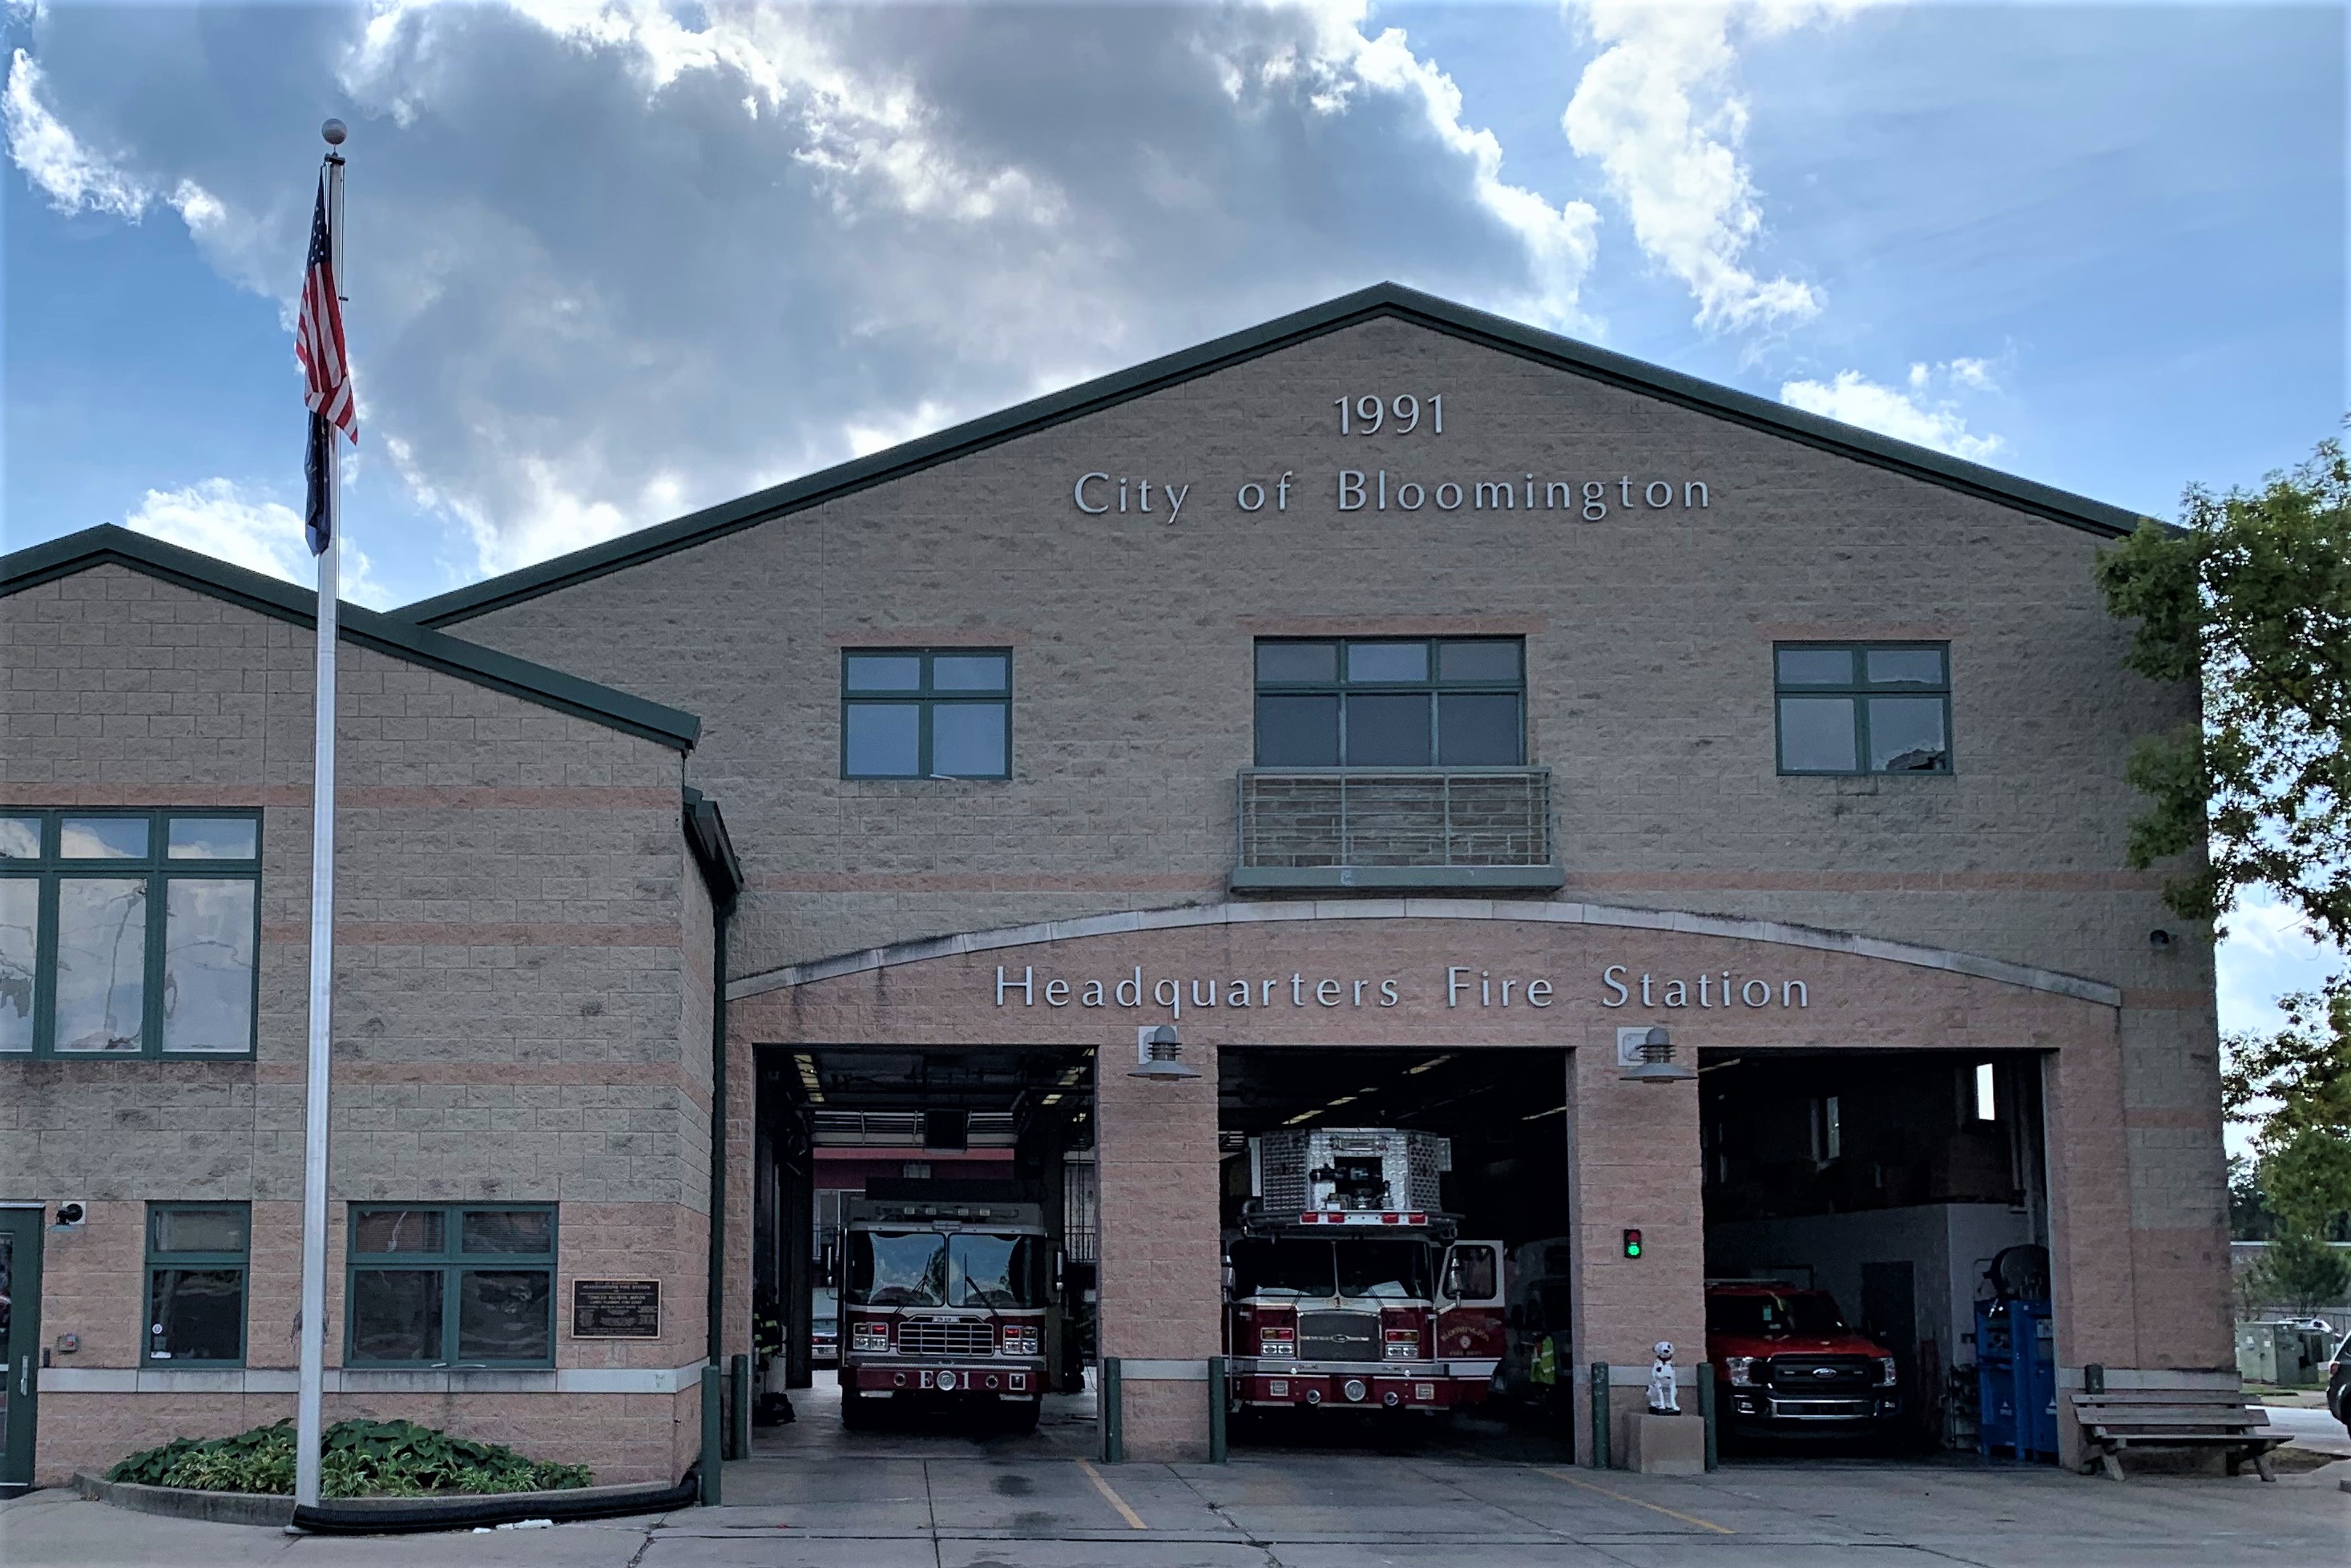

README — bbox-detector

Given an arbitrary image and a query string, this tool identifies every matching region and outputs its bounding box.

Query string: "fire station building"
[0,284,2231,1488]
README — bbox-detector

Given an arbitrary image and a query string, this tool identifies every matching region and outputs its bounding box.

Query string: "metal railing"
[1236,767,1553,871]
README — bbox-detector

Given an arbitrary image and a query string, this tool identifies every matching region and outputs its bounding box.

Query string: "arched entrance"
[731,901,2127,1465]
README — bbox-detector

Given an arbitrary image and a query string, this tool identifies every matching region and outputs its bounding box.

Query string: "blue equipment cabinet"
[1976,1297,2058,1461]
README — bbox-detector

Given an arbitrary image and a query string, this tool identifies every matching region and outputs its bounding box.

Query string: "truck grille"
[1298,1311,1382,1363]
[895,1320,994,1357]
[1764,1355,1875,1390]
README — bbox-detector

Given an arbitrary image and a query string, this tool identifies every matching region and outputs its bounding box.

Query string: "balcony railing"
[1232,767,1562,892]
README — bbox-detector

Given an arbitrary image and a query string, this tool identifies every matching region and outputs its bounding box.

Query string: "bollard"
[700,1363,723,1506]
[730,1353,752,1461]
[1103,1356,1125,1464]
[1208,1356,1228,1465]
[1590,1360,1611,1470]
[1697,1362,1718,1472]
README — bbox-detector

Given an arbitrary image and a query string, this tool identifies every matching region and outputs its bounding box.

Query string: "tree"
[2228,1155,2278,1242]
[2247,1226,2351,1316]
[2095,436,2351,944]
[2106,437,2351,1280]
[2224,979,2351,1235]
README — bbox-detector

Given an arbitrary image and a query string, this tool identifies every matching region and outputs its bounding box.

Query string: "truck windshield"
[1230,1239,1333,1298]
[1706,1291,1849,1336]
[846,1230,947,1307]
[1336,1239,1432,1300]
[949,1232,1040,1308]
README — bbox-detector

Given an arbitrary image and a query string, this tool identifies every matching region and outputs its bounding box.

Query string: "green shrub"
[105,1418,591,1497]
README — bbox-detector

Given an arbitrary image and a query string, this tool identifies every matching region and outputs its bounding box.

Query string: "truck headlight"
[1384,1330,1421,1361]
[852,1323,892,1353]
[1877,1356,1897,1387]
[1724,1356,1756,1388]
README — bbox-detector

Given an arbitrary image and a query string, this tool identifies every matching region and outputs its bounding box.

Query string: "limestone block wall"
[1,563,710,1484]
[441,315,2226,1385]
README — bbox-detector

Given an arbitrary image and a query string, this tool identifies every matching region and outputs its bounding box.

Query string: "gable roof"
[396,281,2151,627]
[2,525,702,751]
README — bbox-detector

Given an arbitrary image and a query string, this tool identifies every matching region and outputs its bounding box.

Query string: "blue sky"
[3,0,2344,1058]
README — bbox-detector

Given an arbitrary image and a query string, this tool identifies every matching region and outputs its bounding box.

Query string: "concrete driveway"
[4,1452,2345,1568]
[5,1376,2344,1567]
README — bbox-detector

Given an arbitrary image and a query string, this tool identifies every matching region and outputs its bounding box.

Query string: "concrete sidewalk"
[3,1448,2345,1567]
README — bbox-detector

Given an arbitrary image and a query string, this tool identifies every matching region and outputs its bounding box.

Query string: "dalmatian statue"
[1646,1340,1680,1415]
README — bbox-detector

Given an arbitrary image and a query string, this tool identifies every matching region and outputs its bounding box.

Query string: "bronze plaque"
[571,1278,661,1339]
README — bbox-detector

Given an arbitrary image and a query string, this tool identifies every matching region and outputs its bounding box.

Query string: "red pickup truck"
[1705,1281,1900,1441]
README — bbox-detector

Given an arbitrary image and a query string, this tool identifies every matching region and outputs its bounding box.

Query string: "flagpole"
[293,117,349,1518]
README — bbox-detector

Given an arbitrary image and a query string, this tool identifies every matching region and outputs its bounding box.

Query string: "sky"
[2,0,2345,1065]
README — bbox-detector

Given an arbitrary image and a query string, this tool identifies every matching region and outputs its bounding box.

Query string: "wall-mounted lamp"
[1618,1026,1698,1084]
[1131,1023,1200,1081]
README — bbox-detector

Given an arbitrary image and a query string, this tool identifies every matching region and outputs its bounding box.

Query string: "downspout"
[706,906,728,1371]
[683,790,741,1505]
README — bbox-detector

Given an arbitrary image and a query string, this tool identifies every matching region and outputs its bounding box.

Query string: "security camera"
[54,1201,86,1227]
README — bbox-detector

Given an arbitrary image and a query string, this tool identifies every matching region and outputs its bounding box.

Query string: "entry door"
[0,1209,43,1493]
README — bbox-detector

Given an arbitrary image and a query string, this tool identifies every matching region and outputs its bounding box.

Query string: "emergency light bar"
[1297,1211,1427,1226]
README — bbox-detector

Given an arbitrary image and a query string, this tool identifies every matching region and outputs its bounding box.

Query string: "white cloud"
[1779,362,2004,460]
[1562,0,1880,330]
[11,2,1607,582]
[5,46,143,216]
[4,48,224,229]
[123,479,389,609]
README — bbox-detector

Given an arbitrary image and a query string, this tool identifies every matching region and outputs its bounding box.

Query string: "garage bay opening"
[753,1045,1097,1450]
[1700,1049,2056,1464]
[1216,1046,1574,1457]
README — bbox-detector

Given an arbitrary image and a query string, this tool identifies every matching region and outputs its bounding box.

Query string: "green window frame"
[345,1204,559,1368]
[1773,643,1954,776]
[0,808,263,1058]
[144,1203,250,1367]
[1253,637,1526,768]
[839,649,1013,780]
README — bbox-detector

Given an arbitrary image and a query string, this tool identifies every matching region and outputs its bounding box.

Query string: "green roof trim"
[396,282,2154,629]
[2,525,702,752]
[683,787,743,909]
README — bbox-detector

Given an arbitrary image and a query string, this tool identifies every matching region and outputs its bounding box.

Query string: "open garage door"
[1700,1049,2055,1463]
[752,1043,1097,1450]
[1216,1046,1575,1458]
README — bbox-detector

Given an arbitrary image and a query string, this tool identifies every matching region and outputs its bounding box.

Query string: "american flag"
[297,172,354,554]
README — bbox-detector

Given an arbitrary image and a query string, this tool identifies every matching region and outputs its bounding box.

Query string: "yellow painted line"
[1535,1468,1736,1534]
[1075,1457,1148,1530]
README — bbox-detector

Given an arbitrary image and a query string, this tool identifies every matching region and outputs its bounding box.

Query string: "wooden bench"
[2068,1389,2287,1481]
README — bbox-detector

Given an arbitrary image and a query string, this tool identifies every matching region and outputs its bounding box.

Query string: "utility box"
[2236,1320,2331,1387]
[1250,1127,1450,1216]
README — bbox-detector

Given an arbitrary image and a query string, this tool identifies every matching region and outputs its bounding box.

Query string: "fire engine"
[837,1195,1048,1430]
[1224,1128,1506,1416]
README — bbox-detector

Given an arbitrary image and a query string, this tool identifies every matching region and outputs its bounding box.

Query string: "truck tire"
[841,1391,878,1430]
[1001,1397,1042,1433]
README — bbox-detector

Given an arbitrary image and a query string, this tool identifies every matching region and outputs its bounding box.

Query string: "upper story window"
[1254,639,1524,768]
[841,650,1012,780]
[0,808,261,1058]
[1774,644,1953,775]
